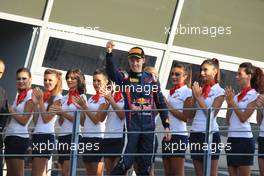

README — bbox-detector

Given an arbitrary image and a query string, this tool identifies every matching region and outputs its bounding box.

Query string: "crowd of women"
[1,40,264,176]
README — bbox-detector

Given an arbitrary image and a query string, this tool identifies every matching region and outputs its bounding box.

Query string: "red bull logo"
[131,98,152,111]
[135,98,150,105]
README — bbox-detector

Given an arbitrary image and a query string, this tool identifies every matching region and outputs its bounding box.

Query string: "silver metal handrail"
[0,106,262,176]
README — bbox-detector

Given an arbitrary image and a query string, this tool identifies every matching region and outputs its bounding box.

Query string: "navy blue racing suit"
[106,53,170,175]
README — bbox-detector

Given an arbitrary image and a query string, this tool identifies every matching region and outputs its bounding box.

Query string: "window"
[173,0,264,61]
[49,0,178,43]
[0,0,46,19]
[42,37,157,75]
[30,30,163,93]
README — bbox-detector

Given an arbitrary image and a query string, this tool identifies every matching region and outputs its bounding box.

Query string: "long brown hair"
[240,62,264,94]
[172,63,192,88]
[251,67,264,94]
[65,68,86,94]
[201,58,220,83]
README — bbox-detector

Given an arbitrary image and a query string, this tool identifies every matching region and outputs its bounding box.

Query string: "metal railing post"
[69,110,80,176]
[203,107,214,176]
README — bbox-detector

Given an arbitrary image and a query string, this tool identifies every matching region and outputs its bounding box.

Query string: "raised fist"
[106,40,115,53]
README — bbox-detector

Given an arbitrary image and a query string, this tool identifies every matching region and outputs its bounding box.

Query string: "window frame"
[30,27,165,94]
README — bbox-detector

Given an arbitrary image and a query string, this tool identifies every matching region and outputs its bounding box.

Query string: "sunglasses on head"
[17,77,28,81]
[66,76,77,80]
[170,72,182,77]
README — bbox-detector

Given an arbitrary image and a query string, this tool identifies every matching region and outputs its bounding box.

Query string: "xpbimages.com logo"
[163,141,232,153]
[32,141,99,154]
[165,24,232,38]
[87,82,159,96]
[106,84,159,96]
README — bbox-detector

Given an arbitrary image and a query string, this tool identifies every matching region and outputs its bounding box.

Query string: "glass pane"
[0,0,46,19]
[42,37,157,75]
[173,0,264,61]
[49,0,177,43]
[166,60,239,93]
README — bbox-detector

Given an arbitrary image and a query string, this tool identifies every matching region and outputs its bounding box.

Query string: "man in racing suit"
[105,41,171,175]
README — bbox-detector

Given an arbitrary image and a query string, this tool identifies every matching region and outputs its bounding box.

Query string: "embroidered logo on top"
[144,77,153,84]
[240,97,249,102]
[130,78,139,83]
[131,98,151,111]
[172,95,184,101]
[172,93,181,99]
[207,92,215,98]
[135,98,150,106]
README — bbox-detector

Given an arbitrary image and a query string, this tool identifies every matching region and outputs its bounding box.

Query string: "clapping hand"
[225,86,235,106]
[49,104,62,115]
[100,87,112,103]
[72,96,87,109]
[32,87,44,104]
[257,94,264,108]
[192,82,202,100]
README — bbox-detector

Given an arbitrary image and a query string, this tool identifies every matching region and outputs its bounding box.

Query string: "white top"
[104,99,125,138]
[228,89,258,138]
[259,109,264,137]
[58,94,87,136]
[5,89,33,138]
[168,85,192,136]
[191,83,225,132]
[34,94,63,134]
[82,96,106,138]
